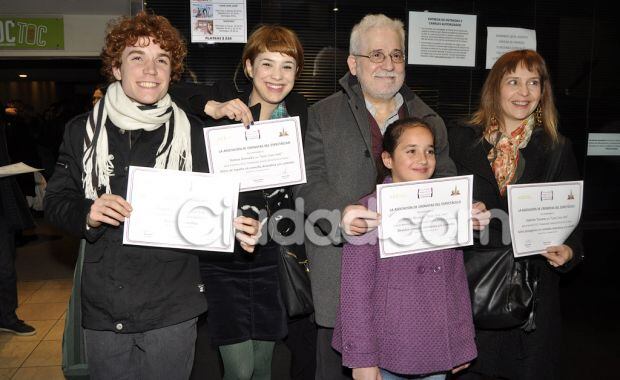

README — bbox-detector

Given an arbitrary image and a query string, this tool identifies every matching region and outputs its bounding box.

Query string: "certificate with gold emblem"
[203,116,306,191]
[123,166,239,252]
[377,175,473,258]
[507,181,583,257]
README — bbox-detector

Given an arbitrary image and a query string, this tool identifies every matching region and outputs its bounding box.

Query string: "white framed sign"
[190,0,247,44]
[408,11,477,67]
[486,27,536,69]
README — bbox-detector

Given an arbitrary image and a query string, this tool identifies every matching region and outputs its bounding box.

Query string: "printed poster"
[190,0,247,44]
[486,27,536,69]
[408,11,477,67]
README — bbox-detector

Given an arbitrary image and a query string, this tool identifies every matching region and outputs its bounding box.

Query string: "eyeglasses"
[354,49,405,64]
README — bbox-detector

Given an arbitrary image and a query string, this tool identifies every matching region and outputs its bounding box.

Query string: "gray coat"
[296,73,456,327]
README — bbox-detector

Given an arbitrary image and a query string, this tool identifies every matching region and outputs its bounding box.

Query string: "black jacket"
[170,80,308,137]
[448,122,583,379]
[0,122,34,231]
[44,111,209,333]
[449,122,583,263]
[170,81,310,344]
[170,81,309,255]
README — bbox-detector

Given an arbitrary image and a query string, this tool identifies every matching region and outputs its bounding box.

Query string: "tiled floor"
[0,219,77,380]
[0,279,71,380]
[2,220,619,379]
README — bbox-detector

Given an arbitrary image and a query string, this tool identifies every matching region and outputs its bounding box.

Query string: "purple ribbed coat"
[332,192,477,375]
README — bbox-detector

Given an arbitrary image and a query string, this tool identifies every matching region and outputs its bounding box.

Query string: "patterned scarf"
[82,81,192,200]
[270,101,288,119]
[485,114,535,196]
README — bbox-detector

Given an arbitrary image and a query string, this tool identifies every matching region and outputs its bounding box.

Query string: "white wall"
[0,0,130,15]
[0,0,133,57]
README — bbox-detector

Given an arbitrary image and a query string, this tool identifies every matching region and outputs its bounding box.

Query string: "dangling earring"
[490,114,499,128]
[535,105,543,127]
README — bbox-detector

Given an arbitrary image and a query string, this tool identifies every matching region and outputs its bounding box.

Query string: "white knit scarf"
[82,81,192,200]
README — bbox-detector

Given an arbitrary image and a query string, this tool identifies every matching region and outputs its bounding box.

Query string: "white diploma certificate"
[123,166,239,252]
[507,181,583,257]
[204,116,306,192]
[377,175,473,258]
[0,162,42,178]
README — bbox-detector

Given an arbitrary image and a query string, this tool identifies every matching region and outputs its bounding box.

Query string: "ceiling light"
[18,74,27,78]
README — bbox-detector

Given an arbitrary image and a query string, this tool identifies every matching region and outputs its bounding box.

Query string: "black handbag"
[278,244,314,318]
[465,135,565,331]
[464,246,539,331]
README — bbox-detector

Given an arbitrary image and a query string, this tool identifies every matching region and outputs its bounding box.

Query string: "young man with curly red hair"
[44,12,258,380]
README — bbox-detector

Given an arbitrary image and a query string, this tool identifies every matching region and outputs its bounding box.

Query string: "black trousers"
[0,219,18,325]
[316,327,352,380]
[284,315,318,380]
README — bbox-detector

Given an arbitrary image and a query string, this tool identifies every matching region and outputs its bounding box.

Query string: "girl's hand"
[341,204,381,235]
[352,366,382,380]
[234,216,261,253]
[471,201,491,230]
[204,98,254,126]
[542,244,573,267]
[452,362,471,374]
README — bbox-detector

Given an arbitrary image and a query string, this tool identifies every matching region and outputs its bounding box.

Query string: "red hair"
[100,11,187,82]
[242,25,304,79]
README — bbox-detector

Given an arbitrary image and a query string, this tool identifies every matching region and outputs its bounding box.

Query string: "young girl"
[332,117,477,380]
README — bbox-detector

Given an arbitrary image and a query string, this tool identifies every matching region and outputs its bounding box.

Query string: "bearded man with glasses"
[296,13,457,379]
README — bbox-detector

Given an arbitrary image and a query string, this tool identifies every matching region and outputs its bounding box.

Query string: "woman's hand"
[542,244,573,267]
[234,216,261,253]
[471,201,491,230]
[87,194,132,228]
[352,366,382,380]
[452,362,471,374]
[341,204,381,236]
[204,98,254,126]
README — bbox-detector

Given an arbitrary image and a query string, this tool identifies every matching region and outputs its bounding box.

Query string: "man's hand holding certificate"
[377,175,474,258]
[123,167,240,252]
[507,181,583,257]
[204,116,306,191]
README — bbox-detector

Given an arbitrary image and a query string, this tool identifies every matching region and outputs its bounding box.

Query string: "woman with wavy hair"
[449,50,583,379]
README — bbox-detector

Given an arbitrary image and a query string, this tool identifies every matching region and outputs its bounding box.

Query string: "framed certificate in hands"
[377,175,473,258]
[507,180,583,257]
[123,166,239,252]
[203,116,306,191]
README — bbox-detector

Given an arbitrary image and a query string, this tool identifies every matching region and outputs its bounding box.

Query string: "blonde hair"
[349,14,405,55]
[470,49,559,142]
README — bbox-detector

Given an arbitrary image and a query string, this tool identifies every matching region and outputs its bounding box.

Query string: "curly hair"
[100,11,187,82]
[242,24,304,79]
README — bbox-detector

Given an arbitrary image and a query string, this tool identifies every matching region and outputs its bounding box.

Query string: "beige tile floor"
[0,279,71,380]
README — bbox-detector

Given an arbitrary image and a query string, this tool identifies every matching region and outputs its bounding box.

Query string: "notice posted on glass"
[408,11,477,67]
[190,0,247,43]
